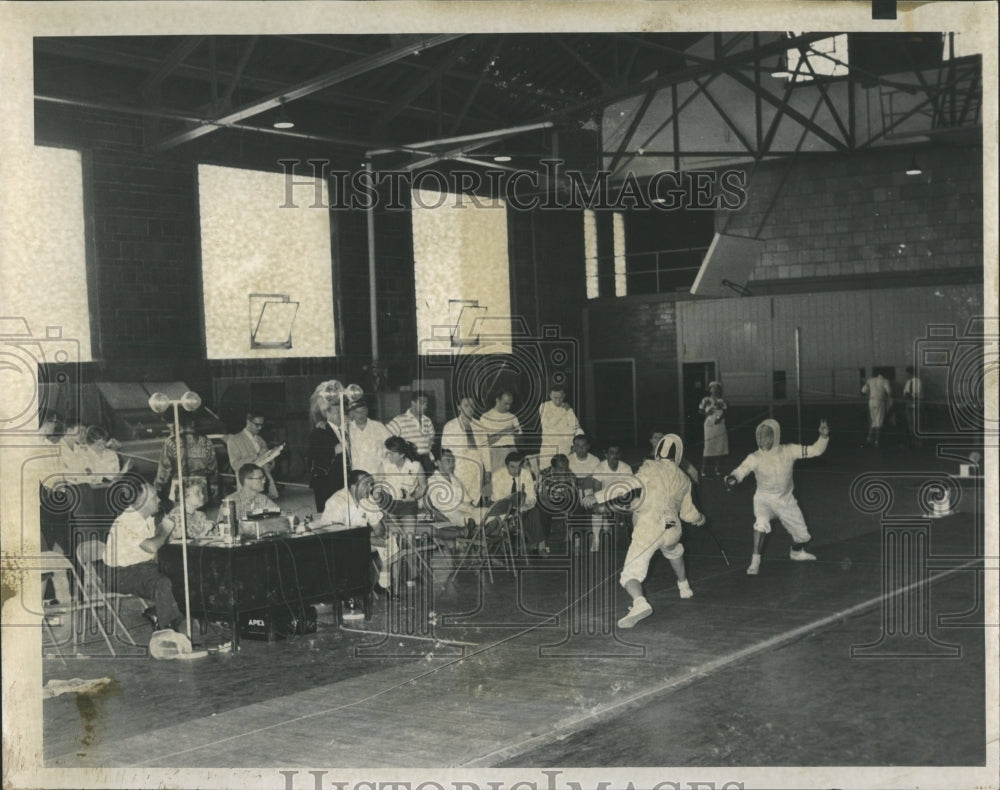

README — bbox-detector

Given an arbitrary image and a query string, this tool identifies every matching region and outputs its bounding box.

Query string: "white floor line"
[460,559,981,767]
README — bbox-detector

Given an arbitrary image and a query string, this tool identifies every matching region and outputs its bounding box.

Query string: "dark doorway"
[682,361,717,446]
[590,359,636,448]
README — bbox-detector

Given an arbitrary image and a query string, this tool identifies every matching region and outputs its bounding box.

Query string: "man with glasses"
[223,464,279,521]
[226,410,279,499]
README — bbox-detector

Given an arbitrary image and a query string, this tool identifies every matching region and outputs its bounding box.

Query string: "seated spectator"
[491,451,549,555]
[57,419,88,469]
[222,464,279,521]
[319,470,397,596]
[424,450,479,548]
[592,443,634,549]
[102,481,185,633]
[536,453,580,549]
[163,478,217,542]
[75,425,132,484]
[568,435,603,551]
[374,435,426,516]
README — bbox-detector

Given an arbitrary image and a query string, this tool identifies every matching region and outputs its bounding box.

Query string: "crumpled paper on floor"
[42,677,115,699]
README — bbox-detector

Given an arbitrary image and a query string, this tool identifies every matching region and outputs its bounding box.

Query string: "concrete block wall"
[586,298,679,437]
[723,145,983,281]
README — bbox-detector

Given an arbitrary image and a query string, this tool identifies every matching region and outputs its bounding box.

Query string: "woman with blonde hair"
[306,380,347,511]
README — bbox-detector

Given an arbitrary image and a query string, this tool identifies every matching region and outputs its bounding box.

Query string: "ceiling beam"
[523,32,832,127]
[724,65,849,152]
[33,38,467,124]
[449,38,504,135]
[374,38,479,131]
[551,35,611,93]
[138,36,204,95]
[152,33,463,150]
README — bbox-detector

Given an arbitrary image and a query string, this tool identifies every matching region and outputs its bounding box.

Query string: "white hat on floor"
[148,629,208,660]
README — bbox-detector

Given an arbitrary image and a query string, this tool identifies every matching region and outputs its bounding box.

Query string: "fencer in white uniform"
[584,434,705,629]
[725,418,830,575]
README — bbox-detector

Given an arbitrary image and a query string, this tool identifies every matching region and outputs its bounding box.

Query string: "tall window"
[584,210,599,299]
[411,189,512,355]
[198,164,336,359]
[1,146,91,360]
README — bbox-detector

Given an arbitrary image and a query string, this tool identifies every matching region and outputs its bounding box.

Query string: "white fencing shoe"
[617,597,653,629]
[789,548,817,561]
[746,555,761,575]
[677,580,693,599]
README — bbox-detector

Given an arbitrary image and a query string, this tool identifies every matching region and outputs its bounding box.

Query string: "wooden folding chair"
[446,496,517,585]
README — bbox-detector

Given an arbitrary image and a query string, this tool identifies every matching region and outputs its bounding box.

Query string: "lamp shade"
[148,392,171,414]
[345,383,365,403]
[180,391,202,412]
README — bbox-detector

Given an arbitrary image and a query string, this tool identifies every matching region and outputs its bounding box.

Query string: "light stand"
[339,383,365,523]
[148,389,202,641]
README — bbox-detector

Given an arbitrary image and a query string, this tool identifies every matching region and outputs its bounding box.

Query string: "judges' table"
[158,526,372,650]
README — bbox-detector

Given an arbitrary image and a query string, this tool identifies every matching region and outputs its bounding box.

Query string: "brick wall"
[587,298,679,437]
[585,144,983,443]
[724,145,983,281]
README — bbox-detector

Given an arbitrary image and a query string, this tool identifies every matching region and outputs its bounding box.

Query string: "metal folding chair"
[37,551,128,657]
[75,539,141,652]
[446,496,517,585]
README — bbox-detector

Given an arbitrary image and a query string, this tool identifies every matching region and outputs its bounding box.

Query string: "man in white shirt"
[103,481,185,632]
[440,396,487,507]
[226,410,279,498]
[318,470,395,594]
[424,449,479,528]
[537,384,583,467]
[345,400,391,477]
[862,372,893,448]
[388,390,436,472]
[480,390,521,480]
[491,451,547,554]
[592,443,634,551]
[568,435,603,551]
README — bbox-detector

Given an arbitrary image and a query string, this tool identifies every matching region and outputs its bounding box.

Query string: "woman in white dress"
[698,380,728,477]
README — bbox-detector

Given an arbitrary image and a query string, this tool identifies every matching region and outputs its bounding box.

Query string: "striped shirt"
[388,410,435,457]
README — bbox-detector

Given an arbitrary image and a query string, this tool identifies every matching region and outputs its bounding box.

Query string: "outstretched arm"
[724,454,755,489]
[801,420,830,458]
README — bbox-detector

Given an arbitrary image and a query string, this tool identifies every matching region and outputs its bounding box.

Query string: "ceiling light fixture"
[493,155,512,163]
[273,99,295,130]
[905,155,922,176]
[770,54,791,79]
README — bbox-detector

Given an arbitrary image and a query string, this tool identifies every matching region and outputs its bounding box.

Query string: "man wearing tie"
[226,410,279,499]
[441,396,487,506]
[490,451,548,555]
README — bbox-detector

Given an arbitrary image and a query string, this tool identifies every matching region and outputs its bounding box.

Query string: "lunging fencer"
[584,434,705,630]
[725,418,830,575]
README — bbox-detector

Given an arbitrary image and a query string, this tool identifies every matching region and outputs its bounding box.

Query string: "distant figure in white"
[861,372,892,448]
